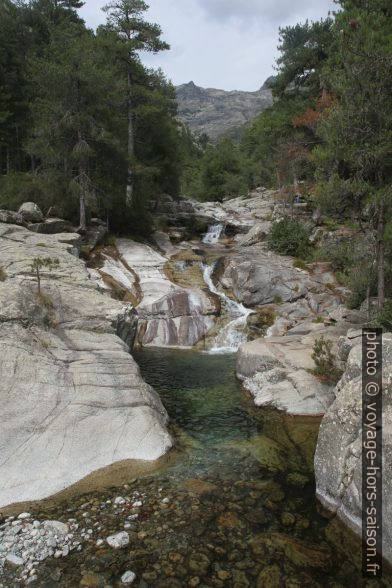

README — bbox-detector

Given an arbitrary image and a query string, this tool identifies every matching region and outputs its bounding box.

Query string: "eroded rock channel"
[0,192,391,586]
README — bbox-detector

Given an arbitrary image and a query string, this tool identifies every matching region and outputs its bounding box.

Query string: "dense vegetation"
[1,0,392,321]
[0,0,181,236]
[186,0,392,320]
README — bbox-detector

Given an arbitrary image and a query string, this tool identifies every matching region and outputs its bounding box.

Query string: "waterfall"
[202,223,224,244]
[203,264,253,353]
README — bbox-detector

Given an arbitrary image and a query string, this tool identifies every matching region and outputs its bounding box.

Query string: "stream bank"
[1,350,383,588]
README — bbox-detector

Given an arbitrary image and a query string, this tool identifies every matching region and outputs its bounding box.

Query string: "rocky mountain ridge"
[176,80,274,141]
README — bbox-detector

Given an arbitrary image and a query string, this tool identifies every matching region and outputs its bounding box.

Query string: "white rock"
[18,513,31,520]
[43,521,69,536]
[121,570,136,585]
[5,553,24,567]
[106,532,129,549]
[0,226,172,509]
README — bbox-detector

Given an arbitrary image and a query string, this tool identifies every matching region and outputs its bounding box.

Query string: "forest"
[1,0,392,322]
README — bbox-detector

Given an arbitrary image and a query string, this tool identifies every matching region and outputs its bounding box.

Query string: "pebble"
[121,571,136,585]
[5,554,24,567]
[106,531,129,549]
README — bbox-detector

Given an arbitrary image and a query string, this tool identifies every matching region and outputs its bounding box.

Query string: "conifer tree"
[29,23,124,230]
[102,0,169,207]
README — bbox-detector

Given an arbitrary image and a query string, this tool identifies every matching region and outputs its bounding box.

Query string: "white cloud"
[79,0,336,91]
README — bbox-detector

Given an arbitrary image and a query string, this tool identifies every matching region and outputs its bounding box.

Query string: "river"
[10,349,383,587]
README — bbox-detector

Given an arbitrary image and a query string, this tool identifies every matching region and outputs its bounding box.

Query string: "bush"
[372,299,392,331]
[311,336,342,383]
[293,258,308,270]
[247,307,276,337]
[268,217,311,257]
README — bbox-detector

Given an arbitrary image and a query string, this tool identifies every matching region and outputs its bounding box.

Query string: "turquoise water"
[7,349,390,587]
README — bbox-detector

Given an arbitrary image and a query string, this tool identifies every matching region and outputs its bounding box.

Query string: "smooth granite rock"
[0,223,172,509]
[315,333,392,565]
[116,239,216,348]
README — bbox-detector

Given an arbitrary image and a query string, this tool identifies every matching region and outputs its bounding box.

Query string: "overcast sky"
[80,0,336,91]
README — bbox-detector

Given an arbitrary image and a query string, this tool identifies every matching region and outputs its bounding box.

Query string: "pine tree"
[102,0,169,207]
[29,23,124,230]
[315,0,392,309]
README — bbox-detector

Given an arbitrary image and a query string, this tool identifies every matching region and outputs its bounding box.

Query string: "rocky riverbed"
[1,191,391,584]
[2,349,388,587]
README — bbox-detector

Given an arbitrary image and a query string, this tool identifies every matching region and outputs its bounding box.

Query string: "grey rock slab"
[0,210,24,225]
[116,239,216,348]
[315,333,392,565]
[0,225,172,508]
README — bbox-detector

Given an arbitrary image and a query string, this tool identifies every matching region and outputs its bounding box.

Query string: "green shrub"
[372,299,392,331]
[293,258,308,270]
[0,267,7,281]
[247,307,276,337]
[268,217,311,258]
[312,315,325,324]
[323,217,340,231]
[311,336,343,383]
[30,257,60,293]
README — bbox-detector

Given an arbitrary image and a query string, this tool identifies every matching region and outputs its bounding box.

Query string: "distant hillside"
[175,79,274,142]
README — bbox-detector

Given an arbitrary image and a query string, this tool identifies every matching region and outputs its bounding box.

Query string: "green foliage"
[0,267,7,281]
[0,0,182,237]
[241,96,314,189]
[311,336,342,383]
[274,19,334,97]
[268,217,311,257]
[30,256,60,293]
[293,259,308,270]
[247,307,276,338]
[372,299,392,331]
[188,138,247,202]
[312,316,325,324]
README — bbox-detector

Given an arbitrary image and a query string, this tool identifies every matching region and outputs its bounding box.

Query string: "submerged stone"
[250,533,332,570]
[106,532,129,549]
[256,564,282,588]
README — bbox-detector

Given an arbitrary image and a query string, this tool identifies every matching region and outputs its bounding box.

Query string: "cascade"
[202,264,253,353]
[202,223,224,244]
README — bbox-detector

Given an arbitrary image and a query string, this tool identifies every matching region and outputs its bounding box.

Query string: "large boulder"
[237,324,351,416]
[0,224,172,508]
[237,222,271,247]
[18,202,44,223]
[221,247,309,306]
[85,224,108,249]
[28,217,74,234]
[315,334,392,565]
[0,210,24,225]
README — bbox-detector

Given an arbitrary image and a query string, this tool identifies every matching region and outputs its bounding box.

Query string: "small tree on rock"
[30,256,59,293]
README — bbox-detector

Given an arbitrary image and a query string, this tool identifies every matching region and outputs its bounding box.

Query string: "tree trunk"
[79,190,87,232]
[6,147,10,175]
[126,67,134,208]
[77,127,87,232]
[377,196,385,310]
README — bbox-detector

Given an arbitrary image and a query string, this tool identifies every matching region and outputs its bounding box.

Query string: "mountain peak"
[176,82,273,142]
